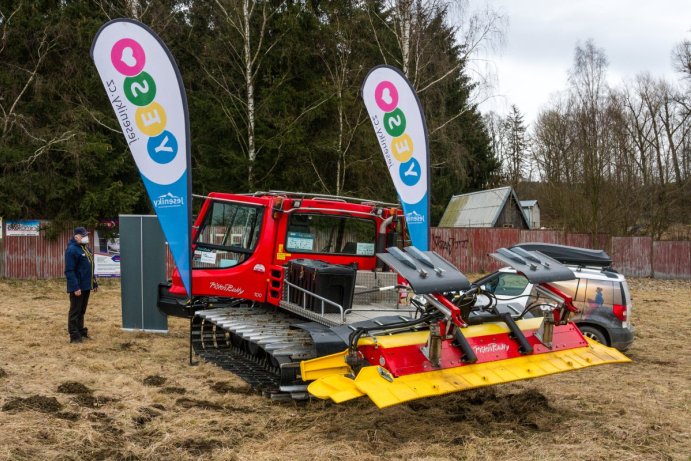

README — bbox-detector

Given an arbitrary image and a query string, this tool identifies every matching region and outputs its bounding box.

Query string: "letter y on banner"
[91,19,193,297]
[361,65,430,250]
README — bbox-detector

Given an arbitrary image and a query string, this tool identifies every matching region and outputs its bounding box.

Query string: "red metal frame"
[359,323,588,377]
[432,293,468,328]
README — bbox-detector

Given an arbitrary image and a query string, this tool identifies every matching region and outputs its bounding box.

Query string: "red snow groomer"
[159,191,629,407]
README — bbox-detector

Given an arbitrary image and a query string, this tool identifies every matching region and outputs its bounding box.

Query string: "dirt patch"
[210,381,252,394]
[92,421,125,437]
[2,395,63,414]
[132,407,162,427]
[55,411,80,421]
[118,342,148,352]
[142,375,167,387]
[174,438,224,455]
[175,398,224,411]
[57,381,92,394]
[73,394,117,408]
[159,386,186,395]
[444,388,554,430]
[87,411,111,422]
[0,367,7,378]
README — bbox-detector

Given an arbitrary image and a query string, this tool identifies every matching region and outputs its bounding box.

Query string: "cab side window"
[285,213,376,256]
[193,201,264,269]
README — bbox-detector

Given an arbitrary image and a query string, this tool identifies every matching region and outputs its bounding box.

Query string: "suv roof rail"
[511,242,613,268]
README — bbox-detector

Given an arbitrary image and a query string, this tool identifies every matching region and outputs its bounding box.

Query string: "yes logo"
[374,80,421,187]
[362,65,429,249]
[109,37,180,181]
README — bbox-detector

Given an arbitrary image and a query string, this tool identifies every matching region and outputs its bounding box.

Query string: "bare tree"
[672,39,691,80]
[567,40,612,235]
[368,0,505,114]
[531,39,691,238]
[532,99,578,230]
[618,74,691,237]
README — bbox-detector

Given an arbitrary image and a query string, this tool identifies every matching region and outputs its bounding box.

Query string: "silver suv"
[474,244,635,351]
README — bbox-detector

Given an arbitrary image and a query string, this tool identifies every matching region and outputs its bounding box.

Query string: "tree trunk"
[244,0,256,189]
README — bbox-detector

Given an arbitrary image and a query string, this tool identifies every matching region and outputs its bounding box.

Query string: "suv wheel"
[579,325,608,346]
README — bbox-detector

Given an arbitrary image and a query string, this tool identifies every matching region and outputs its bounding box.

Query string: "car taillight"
[613,304,627,321]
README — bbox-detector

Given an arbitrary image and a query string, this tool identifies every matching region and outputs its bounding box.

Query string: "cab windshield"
[193,200,264,269]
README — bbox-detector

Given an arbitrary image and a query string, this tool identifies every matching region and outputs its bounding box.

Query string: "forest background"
[1,1,689,239]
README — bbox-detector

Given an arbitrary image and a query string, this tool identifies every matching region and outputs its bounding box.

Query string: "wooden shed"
[439,186,530,229]
[520,200,541,229]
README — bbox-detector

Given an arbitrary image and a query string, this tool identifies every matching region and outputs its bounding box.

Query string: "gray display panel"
[120,215,168,332]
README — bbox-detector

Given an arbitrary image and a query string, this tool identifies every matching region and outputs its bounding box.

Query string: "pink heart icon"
[120,47,137,67]
[111,38,145,76]
[381,88,393,105]
[375,81,398,112]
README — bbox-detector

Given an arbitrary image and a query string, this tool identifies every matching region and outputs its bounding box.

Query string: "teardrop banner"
[91,19,193,297]
[361,65,430,250]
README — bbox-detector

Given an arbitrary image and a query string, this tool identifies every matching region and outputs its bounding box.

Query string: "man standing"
[65,226,98,343]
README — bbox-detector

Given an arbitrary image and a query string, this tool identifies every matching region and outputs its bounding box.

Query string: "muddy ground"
[0,277,689,461]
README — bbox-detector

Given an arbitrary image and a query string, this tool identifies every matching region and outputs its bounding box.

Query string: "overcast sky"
[474,0,691,125]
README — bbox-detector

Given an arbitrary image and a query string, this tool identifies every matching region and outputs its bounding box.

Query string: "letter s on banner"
[361,66,430,250]
[91,19,193,297]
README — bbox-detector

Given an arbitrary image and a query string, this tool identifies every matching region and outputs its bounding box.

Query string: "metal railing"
[284,280,347,322]
[284,280,419,323]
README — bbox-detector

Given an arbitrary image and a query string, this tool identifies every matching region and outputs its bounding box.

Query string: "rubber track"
[191,306,318,400]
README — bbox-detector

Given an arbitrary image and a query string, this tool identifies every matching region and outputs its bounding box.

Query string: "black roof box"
[510,242,612,267]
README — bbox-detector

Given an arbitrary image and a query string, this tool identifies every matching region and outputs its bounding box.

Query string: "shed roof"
[439,186,529,228]
[520,200,538,208]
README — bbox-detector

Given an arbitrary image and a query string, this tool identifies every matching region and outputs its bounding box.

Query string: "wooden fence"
[432,228,690,279]
[0,225,76,279]
[1,225,689,280]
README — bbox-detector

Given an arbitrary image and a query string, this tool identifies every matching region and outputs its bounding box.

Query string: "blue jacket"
[65,239,97,293]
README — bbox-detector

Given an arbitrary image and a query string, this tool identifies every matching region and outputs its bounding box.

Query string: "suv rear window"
[540,278,622,308]
[529,276,623,315]
[582,279,620,307]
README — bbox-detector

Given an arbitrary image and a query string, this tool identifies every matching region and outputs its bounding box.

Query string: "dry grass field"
[0,277,689,461]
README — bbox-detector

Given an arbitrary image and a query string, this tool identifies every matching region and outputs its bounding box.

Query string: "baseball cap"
[74,226,89,236]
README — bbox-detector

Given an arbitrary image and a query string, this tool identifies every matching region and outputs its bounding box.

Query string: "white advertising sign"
[5,220,40,236]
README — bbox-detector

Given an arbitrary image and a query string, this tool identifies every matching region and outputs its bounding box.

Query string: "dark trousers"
[68,290,91,339]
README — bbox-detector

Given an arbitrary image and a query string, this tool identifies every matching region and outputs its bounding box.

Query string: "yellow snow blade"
[305,338,630,408]
[302,317,550,384]
[306,374,365,403]
[301,350,352,381]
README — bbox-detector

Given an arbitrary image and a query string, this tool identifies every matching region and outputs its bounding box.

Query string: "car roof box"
[510,243,612,267]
